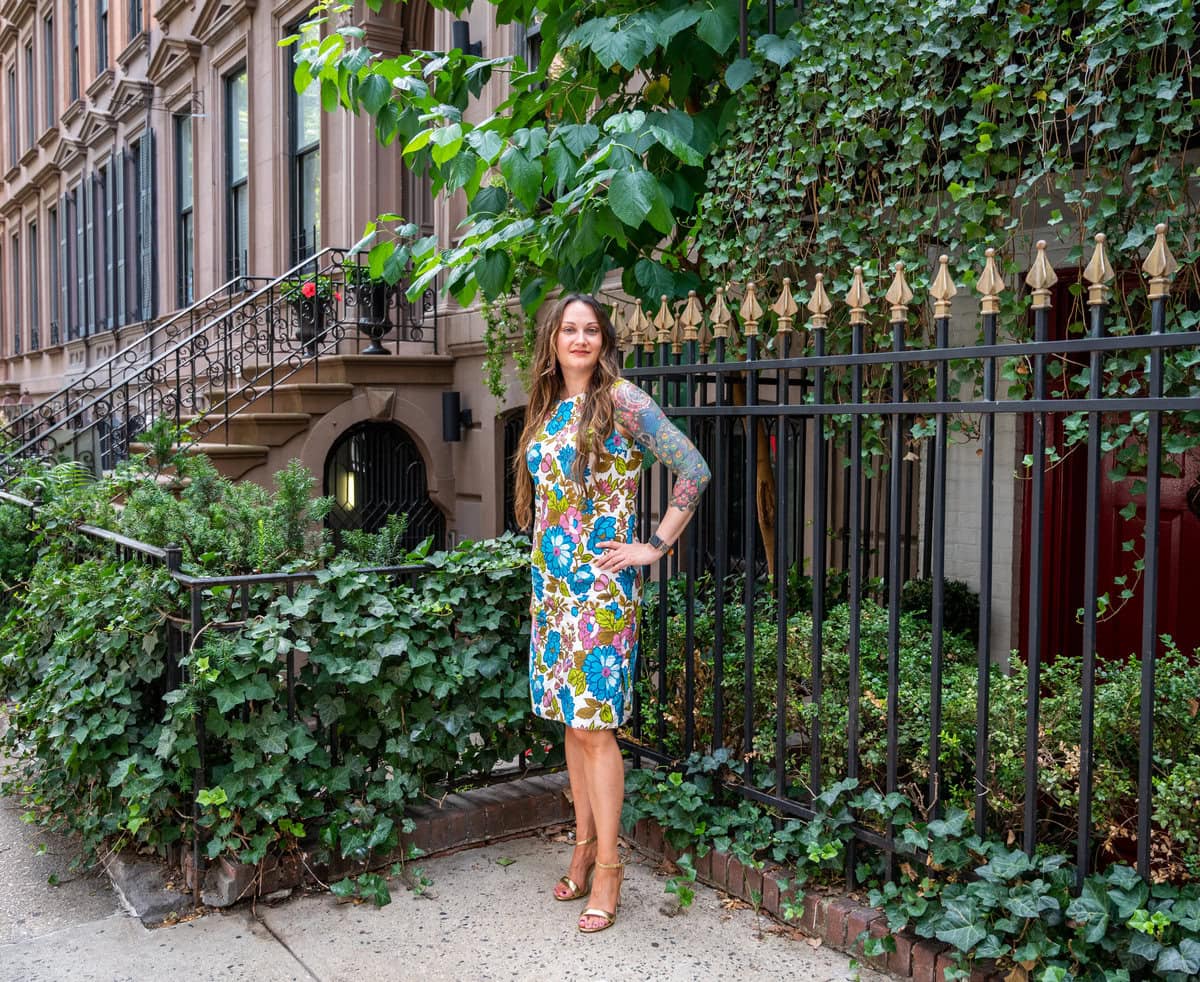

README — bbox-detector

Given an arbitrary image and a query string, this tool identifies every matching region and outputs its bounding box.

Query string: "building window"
[124,134,156,322]
[43,16,54,130]
[68,1,79,102]
[24,43,34,149]
[28,221,39,351]
[8,66,18,165]
[225,68,248,280]
[176,112,193,305]
[48,205,59,345]
[288,26,320,263]
[128,0,142,41]
[97,0,109,73]
[95,164,110,330]
[11,232,21,355]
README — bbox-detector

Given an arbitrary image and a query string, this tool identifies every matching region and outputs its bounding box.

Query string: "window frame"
[42,15,54,131]
[128,0,142,42]
[175,110,194,306]
[24,42,34,150]
[286,26,321,264]
[97,0,109,74]
[48,204,59,345]
[11,231,21,355]
[28,219,39,351]
[68,0,79,102]
[8,65,19,165]
[224,67,249,281]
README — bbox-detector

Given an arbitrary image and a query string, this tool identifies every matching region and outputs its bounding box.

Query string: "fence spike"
[654,294,677,351]
[711,287,733,339]
[1025,240,1057,310]
[638,300,657,354]
[977,248,1005,316]
[886,261,915,321]
[740,282,764,338]
[845,266,871,325]
[680,290,704,348]
[807,273,832,330]
[612,304,629,349]
[627,300,644,348]
[928,255,955,320]
[1083,233,1115,308]
[1142,222,1179,301]
[772,277,798,335]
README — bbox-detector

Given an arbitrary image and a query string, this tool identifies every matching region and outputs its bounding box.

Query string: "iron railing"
[620,225,1200,888]
[1,251,437,478]
[0,276,270,452]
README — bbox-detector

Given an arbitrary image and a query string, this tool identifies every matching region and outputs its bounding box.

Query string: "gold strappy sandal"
[554,835,597,901]
[578,859,624,933]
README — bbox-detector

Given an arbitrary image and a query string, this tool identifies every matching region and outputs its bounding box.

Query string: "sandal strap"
[595,860,624,869]
[558,875,582,894]
[573,835,597,848]
[580,907,615,922]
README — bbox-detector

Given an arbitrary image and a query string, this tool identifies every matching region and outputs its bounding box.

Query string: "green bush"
[900,577,980,644]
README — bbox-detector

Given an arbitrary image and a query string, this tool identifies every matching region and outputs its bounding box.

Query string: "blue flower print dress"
[526,378,711,730]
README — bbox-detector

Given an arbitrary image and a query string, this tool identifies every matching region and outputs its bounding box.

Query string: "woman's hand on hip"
[594,540,663,571]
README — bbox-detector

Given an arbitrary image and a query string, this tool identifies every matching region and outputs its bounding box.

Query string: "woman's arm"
[595,381,711,572]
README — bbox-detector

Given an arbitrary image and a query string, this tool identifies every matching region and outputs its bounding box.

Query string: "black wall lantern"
[442,391,474,442]
[451,20,482,56]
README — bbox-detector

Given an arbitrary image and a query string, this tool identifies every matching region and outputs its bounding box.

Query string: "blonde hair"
[512,294,621,530]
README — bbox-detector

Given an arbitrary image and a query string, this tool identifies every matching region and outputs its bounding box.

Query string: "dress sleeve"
[613,380,711,512]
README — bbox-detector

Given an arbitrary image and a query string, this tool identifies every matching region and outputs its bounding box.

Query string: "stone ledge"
[109,770,573,924]
[623,815,1005,982]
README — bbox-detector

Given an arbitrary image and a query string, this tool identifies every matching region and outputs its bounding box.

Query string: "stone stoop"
[623,816,1005,982]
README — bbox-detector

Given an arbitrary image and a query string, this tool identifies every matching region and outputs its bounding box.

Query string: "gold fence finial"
[627,301,643,347]
[680,290,704,346]
[636,299,655,352]
[711,287,733,339]
[1083,233,1115,307]
[654,294,677,351]
[977,248,1005,315]
[612,304,629,349]
[886,261,914,321]
[845,265,870,325]
[1025,239,1058,310]
[928,255,955,319]
[1142,222,1179,301]
[740,282,764,338]
[772,277,798,335]
[807,273,832,330]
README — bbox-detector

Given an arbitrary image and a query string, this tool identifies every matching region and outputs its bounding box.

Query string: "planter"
[350,281,392,355]
[293,297,327,354]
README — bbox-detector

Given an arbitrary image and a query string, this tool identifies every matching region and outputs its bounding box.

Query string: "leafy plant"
[280,275,341,304]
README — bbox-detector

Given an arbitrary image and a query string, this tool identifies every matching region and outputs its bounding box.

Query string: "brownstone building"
[0,0,530,545]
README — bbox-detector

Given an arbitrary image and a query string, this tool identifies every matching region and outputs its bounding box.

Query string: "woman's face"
[554,301,604,378]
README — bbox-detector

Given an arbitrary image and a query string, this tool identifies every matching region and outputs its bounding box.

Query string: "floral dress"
[526,378,711,730]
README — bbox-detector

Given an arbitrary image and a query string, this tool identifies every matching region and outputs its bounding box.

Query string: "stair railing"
[0,275,270,453]
[1,249,437,477]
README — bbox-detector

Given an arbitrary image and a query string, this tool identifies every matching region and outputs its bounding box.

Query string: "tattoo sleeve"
[613,380,711,512]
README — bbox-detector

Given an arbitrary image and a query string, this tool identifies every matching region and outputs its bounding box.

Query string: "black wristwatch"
[648,532,669,554]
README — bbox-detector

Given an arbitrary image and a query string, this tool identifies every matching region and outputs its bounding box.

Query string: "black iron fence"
[0,251,438,480]
[620,225,1200,886]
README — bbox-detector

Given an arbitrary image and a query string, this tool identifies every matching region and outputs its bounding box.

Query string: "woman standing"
[514,294,710,934]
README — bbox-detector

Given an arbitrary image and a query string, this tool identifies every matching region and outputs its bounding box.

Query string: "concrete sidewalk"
[0,795,886,982]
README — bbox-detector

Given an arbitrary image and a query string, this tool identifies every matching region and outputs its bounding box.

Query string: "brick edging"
[181,770,575,909]
[623,817,1003,982]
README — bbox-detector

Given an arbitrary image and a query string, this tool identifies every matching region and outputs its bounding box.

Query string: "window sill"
[3,164,19,183]
[62,98,85,126]
[37,126,56,150]
[19,145,38,168]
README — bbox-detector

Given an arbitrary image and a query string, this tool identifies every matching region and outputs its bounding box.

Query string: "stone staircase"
[168,355,454,480]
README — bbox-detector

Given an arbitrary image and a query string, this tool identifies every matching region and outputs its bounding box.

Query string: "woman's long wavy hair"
[513,294,622,530]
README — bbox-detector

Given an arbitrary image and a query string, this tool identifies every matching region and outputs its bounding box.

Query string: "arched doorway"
[323,420,445,550]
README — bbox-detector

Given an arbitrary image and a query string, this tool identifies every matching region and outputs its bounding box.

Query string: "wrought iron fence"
[0,251,438,479]
[620,224,1200,887]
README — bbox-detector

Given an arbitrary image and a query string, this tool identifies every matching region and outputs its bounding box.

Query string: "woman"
[514,293,710,934]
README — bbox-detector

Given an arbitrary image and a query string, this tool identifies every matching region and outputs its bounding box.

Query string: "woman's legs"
[572,728,625,927]
[555,727,598,898]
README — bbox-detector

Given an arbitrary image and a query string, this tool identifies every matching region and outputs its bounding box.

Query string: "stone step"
[128,442,270,481]
[239,354,454,387]
[206,383,354,416]
[184,412,312,448]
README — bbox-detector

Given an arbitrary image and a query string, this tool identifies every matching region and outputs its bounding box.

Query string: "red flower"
[334,291,342,302]
[300,281,317,299]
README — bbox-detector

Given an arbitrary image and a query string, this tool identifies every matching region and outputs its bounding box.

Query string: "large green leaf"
[609,168,661,228]
[475,250,512,299]
[500,146,543,210]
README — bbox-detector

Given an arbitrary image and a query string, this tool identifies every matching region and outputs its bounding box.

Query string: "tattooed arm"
[594,380,711,572]
[613,379,711,511]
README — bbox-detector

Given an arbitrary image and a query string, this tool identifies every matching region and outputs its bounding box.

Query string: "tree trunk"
[731,380,777,579]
